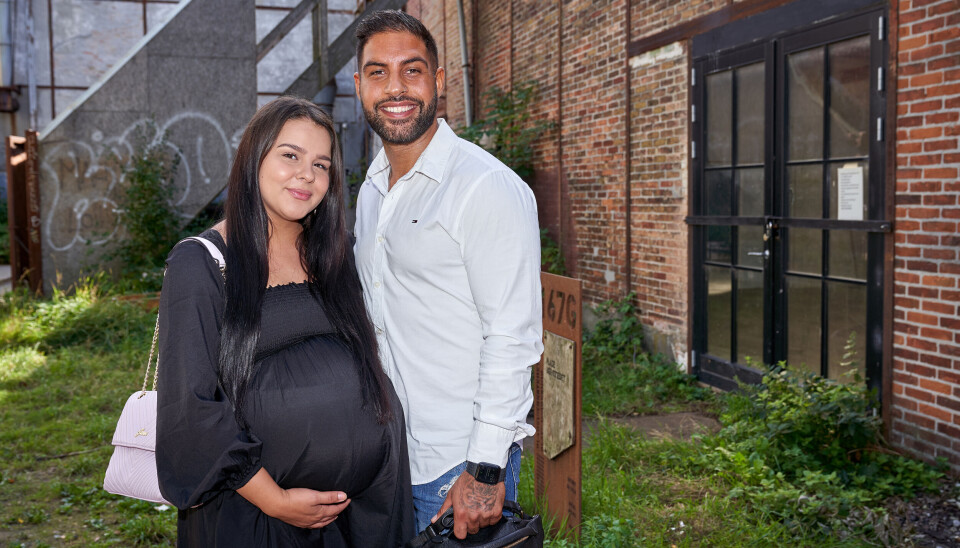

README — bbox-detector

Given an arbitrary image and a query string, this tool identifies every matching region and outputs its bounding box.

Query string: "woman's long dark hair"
[219,96,392,424]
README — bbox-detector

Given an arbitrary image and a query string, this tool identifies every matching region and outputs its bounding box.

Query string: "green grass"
[518,420,924,547]
[0,282,176,547]
[0,282,940,547]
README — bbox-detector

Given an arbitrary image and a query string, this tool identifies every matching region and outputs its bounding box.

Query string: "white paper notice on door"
[838,166,864,221]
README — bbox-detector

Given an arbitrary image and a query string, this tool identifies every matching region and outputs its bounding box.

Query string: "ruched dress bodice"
[156,230,414,547]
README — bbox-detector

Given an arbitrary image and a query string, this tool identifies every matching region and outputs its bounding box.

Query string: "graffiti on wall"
[41,112,242,252]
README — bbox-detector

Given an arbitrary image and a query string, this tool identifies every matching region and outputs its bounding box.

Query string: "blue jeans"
[411,443,522,533]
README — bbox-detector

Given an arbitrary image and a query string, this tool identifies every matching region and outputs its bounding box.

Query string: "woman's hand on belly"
[237,468,352,529]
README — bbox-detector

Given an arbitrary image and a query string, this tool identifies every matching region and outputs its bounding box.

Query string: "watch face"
[475,463,501,484]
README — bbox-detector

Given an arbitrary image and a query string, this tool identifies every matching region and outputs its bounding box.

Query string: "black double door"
[690,9,889,395]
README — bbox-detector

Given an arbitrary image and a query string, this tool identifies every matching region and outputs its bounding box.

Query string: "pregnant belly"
[244,338,389,496]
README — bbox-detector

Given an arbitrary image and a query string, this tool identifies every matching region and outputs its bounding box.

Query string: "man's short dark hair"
[355,10,439,71]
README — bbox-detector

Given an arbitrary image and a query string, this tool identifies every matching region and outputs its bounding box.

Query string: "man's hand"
[433,471,505,539]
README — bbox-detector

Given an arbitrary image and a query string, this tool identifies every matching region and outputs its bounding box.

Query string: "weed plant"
[582,293,713,416]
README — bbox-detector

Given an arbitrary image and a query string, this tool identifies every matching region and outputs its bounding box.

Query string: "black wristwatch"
[466,461,506,484]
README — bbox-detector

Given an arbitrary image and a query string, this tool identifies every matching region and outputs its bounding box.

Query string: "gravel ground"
[888,480,960,548]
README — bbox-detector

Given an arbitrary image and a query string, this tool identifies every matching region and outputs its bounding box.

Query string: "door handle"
[747,250,769,258]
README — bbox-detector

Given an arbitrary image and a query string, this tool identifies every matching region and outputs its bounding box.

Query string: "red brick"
[907,259,939,272]
[937,395,960,413]
[926,111,960,125]
[906,362,937,378]
[921,327,954,341]
[923,300,956,315]
[910,44,945,61]
[909,98,944,112]
[919,403,954,423]
[902,410,938,430]
[910,126,943,139]
[896,393,920,411]
[923,139,959,152]
[907,335,938,351]
[909,153,944,166]
[908,286,940,298]
[921,222,958,233]
[923,194,957,206]
[919,428,953,447]
[942,316,960,330]
[922,246,956,259]
[919,378,953,395]
[939,370,960,384]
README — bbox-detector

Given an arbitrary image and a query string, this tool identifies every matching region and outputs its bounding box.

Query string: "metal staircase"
[5,0,401,292]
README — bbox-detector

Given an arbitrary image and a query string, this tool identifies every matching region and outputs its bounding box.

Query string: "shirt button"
[374,281,381,288]
[376,327,383,335]
[377,235,384,243]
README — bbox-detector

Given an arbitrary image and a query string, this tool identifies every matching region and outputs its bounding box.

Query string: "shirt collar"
[365,119,457,195]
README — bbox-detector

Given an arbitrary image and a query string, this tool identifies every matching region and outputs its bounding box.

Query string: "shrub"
[663,364,943,537]
[459,80,555,182]
[540,228,566,276]
[110,126,182,287]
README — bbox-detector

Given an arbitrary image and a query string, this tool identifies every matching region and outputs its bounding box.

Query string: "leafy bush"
[459,80,555,182]
[582,293,712,415]
[660,364,943,537]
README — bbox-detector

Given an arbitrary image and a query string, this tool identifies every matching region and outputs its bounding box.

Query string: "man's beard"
[363,92,438,145]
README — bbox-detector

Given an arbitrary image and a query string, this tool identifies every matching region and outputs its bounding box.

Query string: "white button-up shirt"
[354,120,543,484]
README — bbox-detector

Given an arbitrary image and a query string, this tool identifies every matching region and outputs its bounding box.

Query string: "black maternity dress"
[156,230,414,547]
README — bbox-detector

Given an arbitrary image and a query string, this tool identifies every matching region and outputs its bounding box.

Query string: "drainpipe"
[20,0,37,129]
[456,0,471,126]
[1,0,11,87]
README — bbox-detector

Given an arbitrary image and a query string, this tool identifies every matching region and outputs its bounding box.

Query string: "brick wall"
[629,43,690,356]
[890,0,960,471]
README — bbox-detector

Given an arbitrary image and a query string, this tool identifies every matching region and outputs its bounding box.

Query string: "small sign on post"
[5,131,43,293]
[534,272,582,534]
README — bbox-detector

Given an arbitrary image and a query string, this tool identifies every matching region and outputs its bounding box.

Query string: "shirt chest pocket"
[384,209,463,280]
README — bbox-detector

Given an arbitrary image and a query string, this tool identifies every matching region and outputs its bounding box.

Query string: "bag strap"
[139,236,226,395]
[405,500,529,548]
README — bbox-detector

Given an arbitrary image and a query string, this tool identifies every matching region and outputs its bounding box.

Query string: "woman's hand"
[270,487,351,529]
[237,468,351,529]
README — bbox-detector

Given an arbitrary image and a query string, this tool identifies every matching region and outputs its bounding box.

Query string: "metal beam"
[256,0,321,63]
[284,0,405,99]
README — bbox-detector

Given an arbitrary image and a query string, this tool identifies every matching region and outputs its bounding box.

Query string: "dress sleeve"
[156,241,262,509]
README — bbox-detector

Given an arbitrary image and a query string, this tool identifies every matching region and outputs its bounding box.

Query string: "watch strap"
[465,461,506,484]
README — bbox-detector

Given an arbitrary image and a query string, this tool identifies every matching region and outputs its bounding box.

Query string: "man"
[352,9,543,541]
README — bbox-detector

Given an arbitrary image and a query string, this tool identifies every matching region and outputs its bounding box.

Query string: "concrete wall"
[36,0,256,287]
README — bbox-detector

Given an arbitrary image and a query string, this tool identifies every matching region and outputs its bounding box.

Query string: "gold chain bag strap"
[103,236,225,504]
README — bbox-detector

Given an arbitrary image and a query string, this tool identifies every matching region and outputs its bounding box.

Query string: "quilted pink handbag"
[103,314,170,503]
[103,236,224,505]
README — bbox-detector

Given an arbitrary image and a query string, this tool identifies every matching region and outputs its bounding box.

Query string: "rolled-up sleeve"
[156,241,262,509]
[457,172,543,467]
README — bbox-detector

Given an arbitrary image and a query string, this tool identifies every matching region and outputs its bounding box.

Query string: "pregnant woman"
[156,96,413,547]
